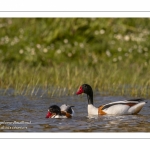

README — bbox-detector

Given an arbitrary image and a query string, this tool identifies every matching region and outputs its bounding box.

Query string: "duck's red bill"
[76,86,84,95]
[46,111,52,118]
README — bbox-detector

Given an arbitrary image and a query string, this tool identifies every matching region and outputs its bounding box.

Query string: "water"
[0,90,150,132]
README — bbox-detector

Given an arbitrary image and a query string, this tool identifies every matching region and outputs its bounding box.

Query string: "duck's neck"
[87,92,93,105]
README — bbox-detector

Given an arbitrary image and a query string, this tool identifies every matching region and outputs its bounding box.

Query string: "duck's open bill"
[46,111,52,118]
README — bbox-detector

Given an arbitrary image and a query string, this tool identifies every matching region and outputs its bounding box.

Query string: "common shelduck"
[46,104,74,118]
[76,84,147,115]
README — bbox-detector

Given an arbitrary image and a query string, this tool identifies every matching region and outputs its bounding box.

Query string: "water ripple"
[0,93,150,132]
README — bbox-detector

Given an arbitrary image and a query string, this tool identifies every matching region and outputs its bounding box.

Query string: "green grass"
[0,62,150,98]
[0,18,150,98]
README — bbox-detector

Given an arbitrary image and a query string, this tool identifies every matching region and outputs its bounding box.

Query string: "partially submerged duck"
[46,104,74,118]
[76,84,147,115]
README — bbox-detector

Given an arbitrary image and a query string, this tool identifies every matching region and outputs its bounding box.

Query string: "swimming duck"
[46,104,74,118]
[76,84,146,115]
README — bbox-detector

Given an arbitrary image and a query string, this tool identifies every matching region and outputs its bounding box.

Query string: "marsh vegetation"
[1,18,150,98]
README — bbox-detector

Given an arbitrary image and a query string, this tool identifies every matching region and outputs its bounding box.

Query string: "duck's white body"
[76,84,147,116]
[88,104,98,115]
[88,100,146,115]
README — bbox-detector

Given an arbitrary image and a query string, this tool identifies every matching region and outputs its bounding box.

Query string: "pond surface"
[0,90,150,132]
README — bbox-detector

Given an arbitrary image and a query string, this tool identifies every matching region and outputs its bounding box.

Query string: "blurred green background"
[0,18,150,97]
[1,18,150,66]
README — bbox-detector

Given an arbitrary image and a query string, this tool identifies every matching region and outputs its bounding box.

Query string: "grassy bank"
[0,62,150,98]
[0,18,150,98]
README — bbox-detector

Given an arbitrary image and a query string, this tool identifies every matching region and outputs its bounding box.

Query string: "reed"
[0,18,150,98]
[0,61,150,98]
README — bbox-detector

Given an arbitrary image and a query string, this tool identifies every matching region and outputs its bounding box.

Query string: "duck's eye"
[84,84,87,87]
[83,85,87,89]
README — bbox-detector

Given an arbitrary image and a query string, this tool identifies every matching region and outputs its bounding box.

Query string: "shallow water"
[0,90,150,132]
